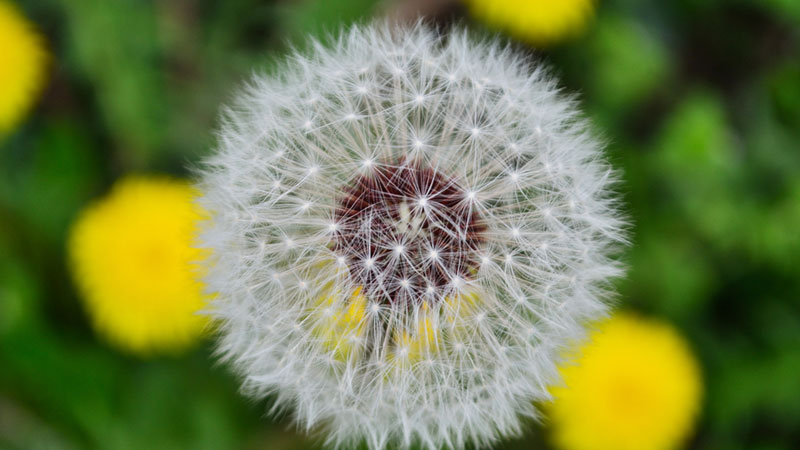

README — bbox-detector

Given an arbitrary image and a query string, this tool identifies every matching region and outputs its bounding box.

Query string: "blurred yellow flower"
[0,0,48,134]
[465,0,595,46]
[68,176,209,356]
[548,313,702,450]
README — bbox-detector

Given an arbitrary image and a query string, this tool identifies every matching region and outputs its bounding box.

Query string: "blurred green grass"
[2,0,799,448]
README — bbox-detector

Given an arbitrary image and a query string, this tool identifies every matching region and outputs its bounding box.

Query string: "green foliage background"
[1,0,799,448]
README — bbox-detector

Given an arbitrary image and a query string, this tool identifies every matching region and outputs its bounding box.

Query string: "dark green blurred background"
[1,0,799,449]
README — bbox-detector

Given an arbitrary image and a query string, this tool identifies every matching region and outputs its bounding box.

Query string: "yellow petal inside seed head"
[391,303,440,368]
[314,286,368,362]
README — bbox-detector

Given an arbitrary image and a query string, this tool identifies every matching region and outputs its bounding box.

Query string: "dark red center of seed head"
[333,160,486,305]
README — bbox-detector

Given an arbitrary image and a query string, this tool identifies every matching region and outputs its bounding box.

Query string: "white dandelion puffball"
[199,23,626,450]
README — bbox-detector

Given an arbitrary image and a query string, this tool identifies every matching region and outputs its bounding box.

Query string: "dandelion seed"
[198,23,625,450]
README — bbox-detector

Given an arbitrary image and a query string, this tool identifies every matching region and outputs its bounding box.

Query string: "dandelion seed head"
[199,23,625,450]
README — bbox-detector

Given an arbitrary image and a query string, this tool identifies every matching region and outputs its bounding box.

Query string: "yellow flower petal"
[313,286,368,361]
[391,302,440,368]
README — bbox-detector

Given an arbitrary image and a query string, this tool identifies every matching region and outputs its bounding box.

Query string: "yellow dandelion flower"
[68,176,209,356]
[548,313,703,450]
[0,0,48,134]
[465,0,595,46]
